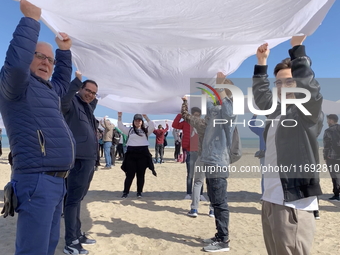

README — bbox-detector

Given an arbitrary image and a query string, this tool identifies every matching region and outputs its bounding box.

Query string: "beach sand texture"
[0,148,339,255]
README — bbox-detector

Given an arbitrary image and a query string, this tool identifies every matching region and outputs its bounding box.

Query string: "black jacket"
[61,78,98,160]
[252,45,323,202]
[121,146,155,175]
[323,124,340,160]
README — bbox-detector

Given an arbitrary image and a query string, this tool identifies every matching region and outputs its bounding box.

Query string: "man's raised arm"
[51,33,72,97]
[0,0,41,101]
[252,43,273,111]
[61,71,83,114]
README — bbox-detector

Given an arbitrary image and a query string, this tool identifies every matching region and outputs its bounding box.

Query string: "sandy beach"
[0,147,339,255]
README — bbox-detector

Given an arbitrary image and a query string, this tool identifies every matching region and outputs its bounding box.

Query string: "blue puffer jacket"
[61,78,98,160]
[0,17,75,174]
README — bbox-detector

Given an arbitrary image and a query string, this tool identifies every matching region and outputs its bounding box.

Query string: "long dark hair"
[132,118,148,138]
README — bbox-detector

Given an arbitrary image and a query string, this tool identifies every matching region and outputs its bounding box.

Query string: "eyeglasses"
[34,52,56,65]
[84,88,97,96]
[274,78,296,88]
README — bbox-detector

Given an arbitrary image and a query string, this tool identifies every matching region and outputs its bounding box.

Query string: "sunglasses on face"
[34,52,56,65]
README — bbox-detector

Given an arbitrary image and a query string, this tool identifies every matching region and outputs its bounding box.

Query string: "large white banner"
[27,0,335,114]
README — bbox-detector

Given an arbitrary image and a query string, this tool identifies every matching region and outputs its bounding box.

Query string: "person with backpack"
[100,117,114,169]
[181,72,236,252]
[323,114,340,201]
[118,113,156,198]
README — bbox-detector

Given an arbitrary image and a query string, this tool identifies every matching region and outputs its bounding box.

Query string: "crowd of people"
[0,1,339,255]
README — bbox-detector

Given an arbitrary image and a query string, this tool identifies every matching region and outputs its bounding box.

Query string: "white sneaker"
[184,194,191,200]
[200,195,207,201]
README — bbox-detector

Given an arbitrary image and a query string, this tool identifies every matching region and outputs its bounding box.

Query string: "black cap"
[327,114,338,122]
[133,114,143,120]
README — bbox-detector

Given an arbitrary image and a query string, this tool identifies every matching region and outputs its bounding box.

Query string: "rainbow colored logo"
[196,82,222,106]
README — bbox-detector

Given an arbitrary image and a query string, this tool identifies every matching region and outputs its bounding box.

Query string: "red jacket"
[172,114,198,152]
[153,123,169,144]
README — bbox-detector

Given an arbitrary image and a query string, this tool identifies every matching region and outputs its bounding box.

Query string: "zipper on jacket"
[62,117,75,168]
[37,130,46,156]
[59,96,75,168]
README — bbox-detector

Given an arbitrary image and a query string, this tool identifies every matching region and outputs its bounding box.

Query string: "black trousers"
[174,142,181,159]
[110,145,116,166]
[99,144,104,157]
[123,152,149,194]
[327,159,340,196]
[64,159,95,245]
[116,144,124,158]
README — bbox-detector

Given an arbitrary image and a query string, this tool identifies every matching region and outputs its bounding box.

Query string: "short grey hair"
[36,42,54,55]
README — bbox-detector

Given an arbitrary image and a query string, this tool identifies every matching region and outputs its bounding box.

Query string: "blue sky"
[0,1,339,138]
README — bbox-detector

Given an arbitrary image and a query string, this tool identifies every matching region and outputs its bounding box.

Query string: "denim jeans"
[155,144,164,161]
[206,177,229,242]
[186,151,199,194]
[191,158,212,210]
[12,172,66,255]
[103,141,112,167]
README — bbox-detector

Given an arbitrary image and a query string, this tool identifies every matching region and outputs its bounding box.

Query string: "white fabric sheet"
[27,0,335,114]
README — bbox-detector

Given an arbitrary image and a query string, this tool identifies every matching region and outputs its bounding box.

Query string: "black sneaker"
[137,192,142,198]
[329,195,340,201]
[79,233,96,245]
[122,193,128,198]
[203,239,230,252]
[64,240,89,254]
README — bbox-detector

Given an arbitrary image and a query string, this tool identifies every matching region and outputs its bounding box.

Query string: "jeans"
[64,159,95,245]
[206,177,229,242]
[186,151,199,194]
[191,158,212,210]
[155,143,164,161]
[12,172,66,255]
[103,141,112,167]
